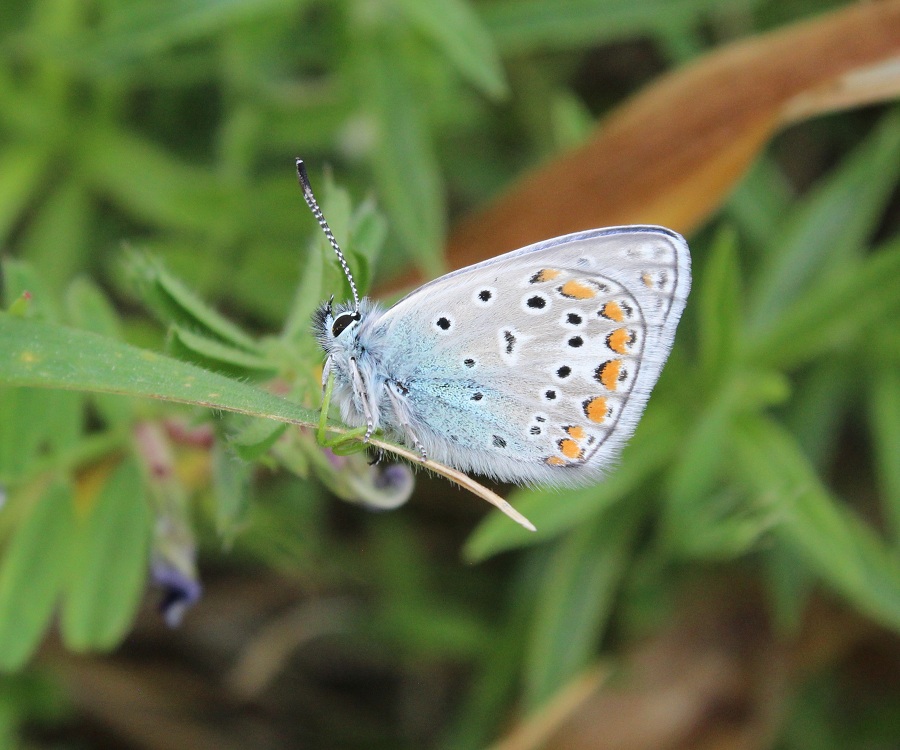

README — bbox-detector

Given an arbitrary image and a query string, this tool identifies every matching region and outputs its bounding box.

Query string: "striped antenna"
[295,158,360,311]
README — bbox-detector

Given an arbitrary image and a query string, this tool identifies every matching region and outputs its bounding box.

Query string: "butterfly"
[298,160,690,486]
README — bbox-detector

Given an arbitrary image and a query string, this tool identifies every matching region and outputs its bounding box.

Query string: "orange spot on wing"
[596,360,622,390]
[607,328,632,354]
[641,272,653,287]
[600,301,624,322]
[559,439,582,459]
[559,280,595,299]
[583,397,608,423]
[546,456,566,466]
[565,425,586,440]
[532,268,561,283]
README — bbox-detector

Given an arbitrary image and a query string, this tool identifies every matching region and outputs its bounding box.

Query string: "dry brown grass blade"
[781,56,900,124]
[488,665,611,750]
[446,1,900,271]
[502,585,879,750]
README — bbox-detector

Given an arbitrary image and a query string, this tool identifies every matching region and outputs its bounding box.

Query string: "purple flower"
[151,557,203,628]
[343,459,414,511]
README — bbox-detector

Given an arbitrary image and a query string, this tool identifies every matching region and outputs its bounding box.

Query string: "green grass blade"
[169,326,278,375]
[61,459,150,651]
[696,225,742,383]
[725,154,793,250]
[482,0,751,53]
[0,146,50,246]
[81,127,239,233]
[868,371,900,544]
[524,499,644,709]
[212,442,251,542]
[0,387,83,484]
[356,33,446,277]
[736,417,900,632]
[0,314,317,426]
[127,254,261,352]
[0,483,75,671]
[748,110,900,332]
[747,237,900,370]
[394,0,508,99]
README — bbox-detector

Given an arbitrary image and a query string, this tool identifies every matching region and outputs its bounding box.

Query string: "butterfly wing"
[372,226,690,485]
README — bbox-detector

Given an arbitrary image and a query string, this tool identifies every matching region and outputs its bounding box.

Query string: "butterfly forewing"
[372,227,690,484]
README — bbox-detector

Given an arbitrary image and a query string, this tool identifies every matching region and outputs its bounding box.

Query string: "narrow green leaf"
[347,196,388,295]
[524,500,644,709]
[212,442,250,541]
[0,388,83,484]
[355,32,446,277]
[229,417,287,462]
[65,278,122,340]
[441,549,548,749]
[549,91,595,149]
[725,154,793,250]
[283,243,324,342]
[0,389,35,481]
[20,180,92,293]
[783,360,852,467]
[0,483,75,671]
[81,127,239,233]
[127,254,261,352]
[696,225,742,382]
[749,109,900,331]
[393,0,508,99]
[61,459,151,651]
[748,237,900,369]
[762,544,812,637]
[169,326,278,375]
[0,147,50,246]
[665,368,787,547]
[868,371,900,544]
[0,314,318,427]
[482,0,751,54]
[81,0,299,67]
[350,198,388,267]
[735,417,900,631]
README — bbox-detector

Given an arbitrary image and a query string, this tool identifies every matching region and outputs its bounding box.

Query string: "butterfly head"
[312,296,368,353]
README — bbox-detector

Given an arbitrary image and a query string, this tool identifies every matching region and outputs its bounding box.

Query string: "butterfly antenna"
[295,158,360,311]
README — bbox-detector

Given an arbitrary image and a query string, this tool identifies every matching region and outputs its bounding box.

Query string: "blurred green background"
[1,1,900,748]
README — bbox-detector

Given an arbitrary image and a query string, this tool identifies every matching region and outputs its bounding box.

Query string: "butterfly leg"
[318,369,369,453]
[385,381,428,462]
[348,356,376,441]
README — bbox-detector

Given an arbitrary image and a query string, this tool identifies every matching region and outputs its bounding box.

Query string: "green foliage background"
[1,0,899,748]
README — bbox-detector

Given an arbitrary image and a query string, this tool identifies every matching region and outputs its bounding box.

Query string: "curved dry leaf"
[445,1,900,271]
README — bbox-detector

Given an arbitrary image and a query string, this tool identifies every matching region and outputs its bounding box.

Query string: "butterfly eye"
[331,311,361,338]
